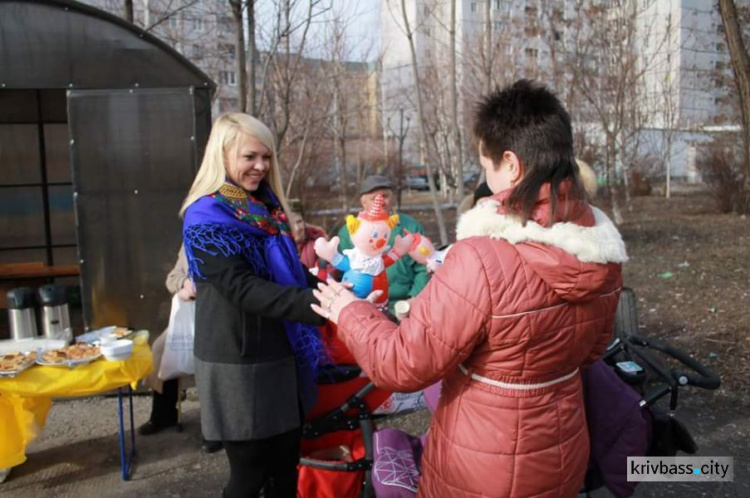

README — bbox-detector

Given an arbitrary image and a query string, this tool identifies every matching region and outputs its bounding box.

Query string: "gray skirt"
[194,356,300,441]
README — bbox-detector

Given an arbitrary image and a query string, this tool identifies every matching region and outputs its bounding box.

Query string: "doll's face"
[351,219,391,257]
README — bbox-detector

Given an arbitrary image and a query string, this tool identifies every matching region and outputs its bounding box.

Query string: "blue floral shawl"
[183,181,325,410]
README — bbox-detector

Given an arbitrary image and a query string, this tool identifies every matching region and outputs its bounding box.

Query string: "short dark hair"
[473,79,583,225]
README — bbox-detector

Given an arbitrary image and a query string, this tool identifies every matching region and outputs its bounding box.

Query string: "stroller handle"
[626,335,721,390]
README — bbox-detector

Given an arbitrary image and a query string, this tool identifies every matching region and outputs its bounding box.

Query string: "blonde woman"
[180,113,326,498]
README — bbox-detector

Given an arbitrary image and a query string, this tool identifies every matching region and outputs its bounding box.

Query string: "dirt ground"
[612,193,749,397]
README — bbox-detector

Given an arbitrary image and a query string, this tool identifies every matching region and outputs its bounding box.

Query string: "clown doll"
[314,194,413,308]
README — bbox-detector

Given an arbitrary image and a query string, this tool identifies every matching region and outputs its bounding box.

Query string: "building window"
[524,48,538,59]
[494,21,502,32]
[424,27,431,37]
[471,2,477,13]
[168,15,179,29]
[495,0,502,9]
[220,16,233,32]
[716,42,726,51]
[222,43,236,60]
[193,17,205,32]
[220,71,237,87]
[525,6,538,17]
[192,44,204,59]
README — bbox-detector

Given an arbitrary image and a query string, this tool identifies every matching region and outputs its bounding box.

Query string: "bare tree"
[396,0,448,245]
[450,0,464,199]
[328,16,351,212]
[564,0,664,223]
[247,0,257,115]
[257,0,331,151]
[484,0,492,95]
[229,0,248,112]
[659,13,680,199]
[718,0,750,177]
[124,0,133,22]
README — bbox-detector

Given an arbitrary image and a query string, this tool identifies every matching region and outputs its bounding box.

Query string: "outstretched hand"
[392,232,415,257]
[311,280,383,324]
[314,236,340,263]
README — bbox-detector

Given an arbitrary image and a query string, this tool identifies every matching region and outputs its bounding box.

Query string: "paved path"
[2,391,746,497]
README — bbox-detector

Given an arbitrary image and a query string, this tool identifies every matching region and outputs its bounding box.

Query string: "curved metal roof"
[0,0,215,90]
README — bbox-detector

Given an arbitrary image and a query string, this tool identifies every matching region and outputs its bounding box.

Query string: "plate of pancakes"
[36,343,101,368]
[0,351,38,377]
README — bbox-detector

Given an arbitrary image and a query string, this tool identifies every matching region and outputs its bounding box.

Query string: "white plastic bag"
[158,294,196,380]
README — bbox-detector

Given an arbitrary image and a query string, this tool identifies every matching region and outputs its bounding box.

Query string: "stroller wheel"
[614,287,639,340]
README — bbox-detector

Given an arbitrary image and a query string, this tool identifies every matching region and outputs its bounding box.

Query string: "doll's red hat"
[359,193,389,221]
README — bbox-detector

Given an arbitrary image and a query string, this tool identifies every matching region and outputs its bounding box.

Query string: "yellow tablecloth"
[0,344,152,468]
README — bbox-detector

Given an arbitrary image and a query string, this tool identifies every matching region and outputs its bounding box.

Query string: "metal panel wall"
[0,0,213,91]
[68,88,200,334]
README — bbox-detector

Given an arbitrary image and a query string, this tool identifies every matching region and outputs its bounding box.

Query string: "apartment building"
[80,0,240,115]
[636,0,739,129]
[380,0,581,167]
[634,0,747,180]
[382,0,744,181]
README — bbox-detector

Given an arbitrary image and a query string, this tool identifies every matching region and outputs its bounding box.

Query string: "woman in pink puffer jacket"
[312,80,627,498]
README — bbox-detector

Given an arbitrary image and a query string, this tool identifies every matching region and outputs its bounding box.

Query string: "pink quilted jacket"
[337,189,627,497]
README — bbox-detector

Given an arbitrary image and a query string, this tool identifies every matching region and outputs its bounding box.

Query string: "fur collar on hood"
[456,200,628,265]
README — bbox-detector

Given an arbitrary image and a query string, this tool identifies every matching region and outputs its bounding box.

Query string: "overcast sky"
[334,0,381,60]
[255,0,381,61]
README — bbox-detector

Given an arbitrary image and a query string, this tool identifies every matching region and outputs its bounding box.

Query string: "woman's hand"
[178,278,196,301]
[311,280,382,324]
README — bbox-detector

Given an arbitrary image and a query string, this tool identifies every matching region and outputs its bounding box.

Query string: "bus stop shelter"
[0,0,215,336]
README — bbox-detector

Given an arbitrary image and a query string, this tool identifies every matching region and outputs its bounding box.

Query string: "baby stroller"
[580,288,721,497]
[298,288,721,498]
[297,318,438,498]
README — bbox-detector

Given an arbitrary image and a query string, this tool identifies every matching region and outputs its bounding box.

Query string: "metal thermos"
[38,284,71,340]
[7,287,39,340]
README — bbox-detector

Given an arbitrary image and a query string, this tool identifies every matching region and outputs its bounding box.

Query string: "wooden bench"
[0,263,80,280]
[0,262,80,308]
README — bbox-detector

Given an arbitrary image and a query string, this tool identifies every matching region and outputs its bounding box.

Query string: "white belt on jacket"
[458,364,580,390]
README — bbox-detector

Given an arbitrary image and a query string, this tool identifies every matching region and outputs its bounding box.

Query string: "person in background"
[139,246,223,454]
[181,113,327,498]
[577,159,599,198]
[311,80,627,497]
[336,175,430,311]
[457,181,493,216]
[289,211,327,270]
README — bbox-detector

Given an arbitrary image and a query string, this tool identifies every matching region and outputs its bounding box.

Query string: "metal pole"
[36,90,53,266]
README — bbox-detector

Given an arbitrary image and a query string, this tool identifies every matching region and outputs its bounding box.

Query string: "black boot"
[201,438,224,454]
[138,378,179,436]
